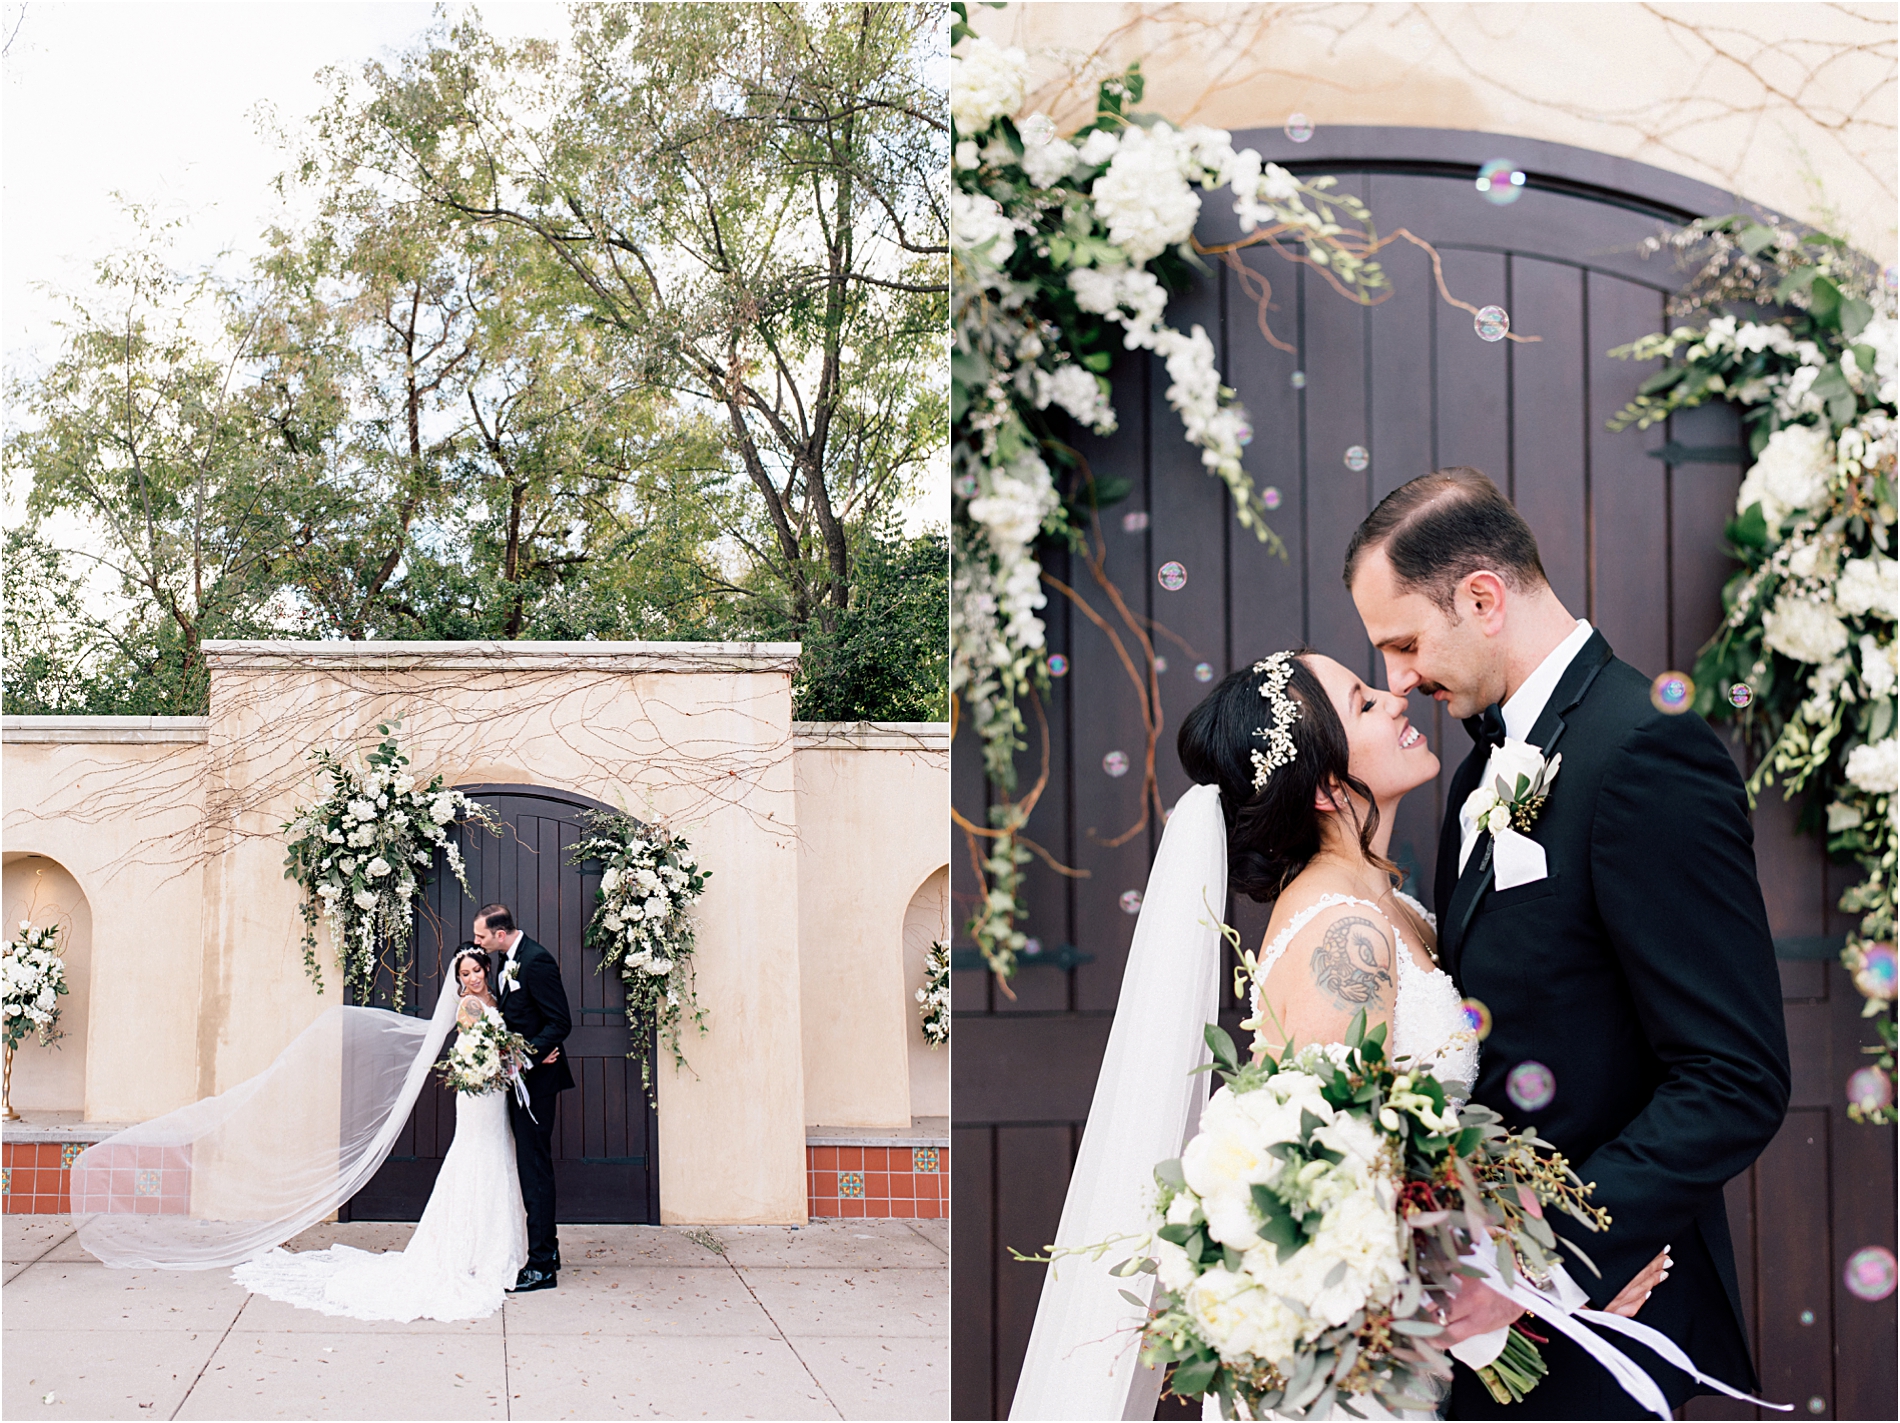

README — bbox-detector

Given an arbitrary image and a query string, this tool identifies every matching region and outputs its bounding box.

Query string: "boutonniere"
[500,958,520,992]
[1464,738,1562,836]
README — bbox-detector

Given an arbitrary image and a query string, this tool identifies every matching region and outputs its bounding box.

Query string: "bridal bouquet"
[436,1004,534,1097]
[2,921,69,1050]
[1121,1016,1609,1418]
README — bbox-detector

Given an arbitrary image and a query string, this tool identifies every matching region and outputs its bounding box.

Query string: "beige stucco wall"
[968,2,1898,266]
[792,723,950,1129]
[1,722,208,1123]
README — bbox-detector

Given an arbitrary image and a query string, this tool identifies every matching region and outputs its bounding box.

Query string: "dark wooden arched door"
[342,784,660,1224]
[951,127,1894,1419]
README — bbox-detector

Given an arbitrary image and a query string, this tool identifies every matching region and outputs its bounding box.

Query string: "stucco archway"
[902,865,950,1120]
[1,852,94,1114]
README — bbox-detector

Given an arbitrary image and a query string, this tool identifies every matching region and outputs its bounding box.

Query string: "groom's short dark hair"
[476,903,515,934]
[1343,467,1547,612]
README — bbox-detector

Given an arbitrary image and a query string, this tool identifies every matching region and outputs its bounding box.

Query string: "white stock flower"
[1861,634,1898,699]
[951,190,1017,268]
[1763,594,1851,665]
[1090,123,1200,263]
[1017,114,1078,188]
[1846,737,1898,796]
[1033,363,1117,434]
[1837,557,1900,621]
[1736,422,1833,533]
[949,37,1027,135]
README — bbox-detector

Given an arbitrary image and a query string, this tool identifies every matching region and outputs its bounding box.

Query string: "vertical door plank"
[1753,1109,1835,1416]
[1588,274,1670,674]
[1829,960,1898,1421]
[1509,257,1589,614]
[952,1124,996,1420]
[993,1124,1080,1417]
[1664,401,1743,671]
[950,703,995,1014]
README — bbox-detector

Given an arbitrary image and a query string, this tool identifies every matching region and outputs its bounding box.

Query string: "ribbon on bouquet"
[1448,1229,1791,1419]
[509,1065,536,1124]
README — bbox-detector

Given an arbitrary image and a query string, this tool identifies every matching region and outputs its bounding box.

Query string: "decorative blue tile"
[912,1147,940,1174]
[1,1166,10,1196]
[838,1171,865,1200]
[135,1169,162,1197]
[60,1143,84,1170]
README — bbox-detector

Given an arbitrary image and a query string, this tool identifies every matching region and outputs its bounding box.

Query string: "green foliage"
[790,526,948,721]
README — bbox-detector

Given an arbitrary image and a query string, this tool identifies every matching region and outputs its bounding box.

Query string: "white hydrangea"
[1089,123,1201,264]
[348,798,378,823]
[949,36,1027,135]
[1016,114,1078,188]
[1845,736,1898,796]
[366,857,391,879]
[1861,633,1898,699]
[1862,313,1898,406]
[1033,362,1116,434]
[600,867,621,896]
[1066,266,1168,345]
[1763,594,1851,665]
[1074,127,1121,169]
[1837,556,1900,621]
[429,793,458,825]
[1736,422,1834,533]
[951,190,1017,268]
[1185,1264,1306,1366]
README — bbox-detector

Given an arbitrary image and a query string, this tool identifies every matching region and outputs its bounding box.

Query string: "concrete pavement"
[3,1217,946,1420]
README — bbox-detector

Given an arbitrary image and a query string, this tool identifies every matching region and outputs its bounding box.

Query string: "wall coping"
[1,717,211,744]
[200,639,801,673]
[792,722,949,752]
[806,1117,949,1148]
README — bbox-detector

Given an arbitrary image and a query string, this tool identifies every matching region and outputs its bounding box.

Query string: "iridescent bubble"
[1799,1309,1816,1326]
[1103,750,1130,777]
[1194,662,1216,683]
[1844,1246,1897,1302]
[1475,158,1526,206]
[1157,561,1188,591]
[1119,889,1144,916]
[1728,682,1754,709]
[953,472,979,499]
[1847,1066,1893,1114]
[1290,370,1307,390]
[1262,486,1283,510]
[1122,510,1150,533]
[1022,937,1043,958]
[1855,942,1897,1001]
[1458,998,1493,1041]
[1153,655,1169,674]
[1344,445,1370,472]
[1886,265,1899,294]
[1474,305,1510,342]
[1285,113,1313,143]
[1047,654,1069,678]
[1236,421,1255,447]
[1806,1399,1826,1416]
[1650,671,1694,714]
[1506,1060,1556,1112]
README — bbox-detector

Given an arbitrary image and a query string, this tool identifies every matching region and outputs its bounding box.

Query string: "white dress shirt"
[1458,618,1594,873]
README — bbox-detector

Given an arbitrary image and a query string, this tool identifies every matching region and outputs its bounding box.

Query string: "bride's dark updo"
[1177,650,1391,902]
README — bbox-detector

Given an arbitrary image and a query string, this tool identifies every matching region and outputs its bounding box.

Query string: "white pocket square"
[1492,825,1548,891]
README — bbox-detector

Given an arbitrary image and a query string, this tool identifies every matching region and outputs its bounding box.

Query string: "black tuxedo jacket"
[497,935,576,1093]
[1434,631,1789,1404]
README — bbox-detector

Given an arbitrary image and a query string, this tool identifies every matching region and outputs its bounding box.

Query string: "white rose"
[1861,633,1897,699]
[393,774,415,795]
[349,798,378,823]
[603,913,624,932]
[600,867,621,895]
[949,36,1027,135]
[1486,737,1552,796]
[1837,557,1900,621]
[1736,422,1833,533]
[1763,594,1851,665]
[644,897,668,920]
[430,794,458,825]
[1090,123,1200,264]
[1186,1265,1302,1364]
[1016,113,1078,189]
[366,857,391,879]
[325,829,344,844]
[353,889,378,911]
[1151,1236,1199,1293]
[1845,737,1898,796]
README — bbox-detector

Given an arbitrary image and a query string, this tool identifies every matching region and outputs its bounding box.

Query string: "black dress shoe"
[507,1267,557,1293]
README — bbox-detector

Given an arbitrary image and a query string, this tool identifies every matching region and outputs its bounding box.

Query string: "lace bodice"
[1248,890,1478,1092]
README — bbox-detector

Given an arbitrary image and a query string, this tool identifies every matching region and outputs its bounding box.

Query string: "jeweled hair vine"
[1250,651,1303,790]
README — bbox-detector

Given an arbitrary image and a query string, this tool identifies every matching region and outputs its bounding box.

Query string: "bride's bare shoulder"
[456,994,487,1027]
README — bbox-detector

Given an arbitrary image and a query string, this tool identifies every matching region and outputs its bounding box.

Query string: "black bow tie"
[1464,703,1507,752]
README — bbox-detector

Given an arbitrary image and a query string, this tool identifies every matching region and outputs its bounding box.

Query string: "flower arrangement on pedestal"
[951,7,1392,980]
[569,811,710,1101]
[919,939,950,1046]
[1,921,70,1121]
[282,719,501,1009]
[1610,215,1898,1122]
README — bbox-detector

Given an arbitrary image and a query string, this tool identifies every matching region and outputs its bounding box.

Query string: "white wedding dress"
[231,1033,528,1323]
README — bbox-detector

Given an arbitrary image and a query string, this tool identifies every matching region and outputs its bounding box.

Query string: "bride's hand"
[1603,1246,1671,1318]
[1438,1276,1525,1343]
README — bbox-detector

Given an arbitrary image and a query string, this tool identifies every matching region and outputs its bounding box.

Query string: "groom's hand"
[1439,1276,1524,1343]
[543,1047,560,1065]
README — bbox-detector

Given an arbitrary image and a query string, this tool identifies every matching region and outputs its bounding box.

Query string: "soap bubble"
[1799,1309,1816,1326]
[1506,1060,1556,1112]
[954,473,979,499]
[1285,114,1313,143]
[1844,1246,1897,1302]
[1458,998,1493,1041]
[1854,942,1896,1001]
[1122,510,1150,533]
[1728,682,1754,709]
[1475,159,1526,205]
[1474,306,1510,342]
[1806,1399,1825,1416]
[1847,1066,1893,1114]
[1650,672,1693,714]
[1047,654,1069,678]
[1153,656,1169,674]
[1290,370,1307,389]
[1886,265,1899,293]
[1344,445,1369,472]
[1103,750,1130,777]
[1119,889,1144,916]
[1022,937,1042,958]
[1236,421,1254,447]
[1157,561,1188,591]
[1194,662,1216,683]
[1263,486,1283,510]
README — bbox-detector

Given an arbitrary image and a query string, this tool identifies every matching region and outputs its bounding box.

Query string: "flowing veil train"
[1011,782,1228,1421]
[70,971,463,1270]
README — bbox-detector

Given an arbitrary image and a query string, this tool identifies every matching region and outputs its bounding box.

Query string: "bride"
[1009,650,1667,1421]
[231,947,528,1321]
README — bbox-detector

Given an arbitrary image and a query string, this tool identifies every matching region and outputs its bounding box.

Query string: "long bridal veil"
[1011,782,1228,1421]
[70,973,462,1270]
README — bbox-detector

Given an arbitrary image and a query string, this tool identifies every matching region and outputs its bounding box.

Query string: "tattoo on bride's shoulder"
[1310,915,1393,1012]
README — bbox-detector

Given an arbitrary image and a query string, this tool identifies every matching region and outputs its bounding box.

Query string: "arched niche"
[902,864,950,1119]
[1,852,94,1114]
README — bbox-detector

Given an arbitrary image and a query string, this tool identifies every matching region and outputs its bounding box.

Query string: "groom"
[1346,468,1790,1418]
[472,902,574,1293]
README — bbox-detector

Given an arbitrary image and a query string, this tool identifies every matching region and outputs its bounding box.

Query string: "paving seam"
[897,1221,947,1257]
[723,1257,844,1421]
[9,1224,78,1276]
[171,1288,249,1422]
[501,1287,512,1422]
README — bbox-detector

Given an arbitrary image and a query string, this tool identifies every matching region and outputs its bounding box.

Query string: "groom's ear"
[1458,570,1511,633]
